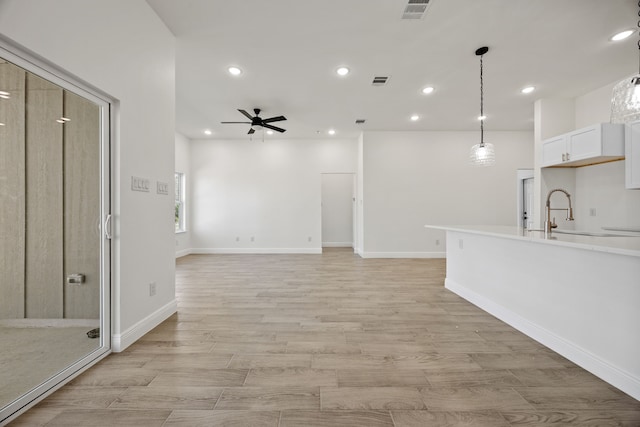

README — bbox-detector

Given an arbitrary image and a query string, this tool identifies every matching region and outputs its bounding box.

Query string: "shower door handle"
[104,214,112,240]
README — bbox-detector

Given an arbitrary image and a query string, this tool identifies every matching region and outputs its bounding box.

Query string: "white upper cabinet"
[541,123,625,168]
[541,135,568,167]
[626,121,640,189]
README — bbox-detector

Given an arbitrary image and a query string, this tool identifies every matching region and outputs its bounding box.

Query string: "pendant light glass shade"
[470,142,495,166]
[612,1,640,124]
[470,46,495,166]
[610,75,640,124]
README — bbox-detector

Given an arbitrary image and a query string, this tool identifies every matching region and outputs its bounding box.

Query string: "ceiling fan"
[221,108,287,134]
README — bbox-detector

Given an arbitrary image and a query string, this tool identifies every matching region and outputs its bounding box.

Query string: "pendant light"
[611,0,640,124]
[470,46,495,166]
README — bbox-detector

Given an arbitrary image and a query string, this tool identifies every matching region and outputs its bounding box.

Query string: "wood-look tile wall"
[63,91,100,319]
[0,61,26,318]
[24,73,64,318]
[0,61,100,320]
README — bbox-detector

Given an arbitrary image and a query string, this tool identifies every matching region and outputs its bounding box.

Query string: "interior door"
[321,173,354,248]
[522,177,534,229]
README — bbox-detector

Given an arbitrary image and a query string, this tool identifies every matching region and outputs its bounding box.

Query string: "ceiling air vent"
[355,119,366,124]
[402,0,431,20]
[372,76,389,86]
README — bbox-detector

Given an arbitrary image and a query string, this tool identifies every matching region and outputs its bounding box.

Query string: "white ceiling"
[146,0,637,140]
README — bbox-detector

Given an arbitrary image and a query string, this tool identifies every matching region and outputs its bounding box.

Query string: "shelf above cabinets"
[541,123,625,168]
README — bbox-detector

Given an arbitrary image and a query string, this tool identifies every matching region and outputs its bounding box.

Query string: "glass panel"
[0,55,107,417]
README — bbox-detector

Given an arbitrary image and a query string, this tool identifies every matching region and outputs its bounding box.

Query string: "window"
[175,172,185,232]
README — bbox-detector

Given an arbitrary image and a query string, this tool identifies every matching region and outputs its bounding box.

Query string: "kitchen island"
[427,225,640,401]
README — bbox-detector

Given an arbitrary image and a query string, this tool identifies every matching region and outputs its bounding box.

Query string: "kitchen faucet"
[545,188,574,236]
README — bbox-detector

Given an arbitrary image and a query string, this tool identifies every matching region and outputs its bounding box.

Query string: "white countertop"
[426,225,640,258]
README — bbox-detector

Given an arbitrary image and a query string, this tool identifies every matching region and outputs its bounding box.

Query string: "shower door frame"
[0,39,112,423]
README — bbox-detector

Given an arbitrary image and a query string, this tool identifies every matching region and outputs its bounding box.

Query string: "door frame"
[516,169,534,229]
[320,172,357,252]
[0,37,113,424]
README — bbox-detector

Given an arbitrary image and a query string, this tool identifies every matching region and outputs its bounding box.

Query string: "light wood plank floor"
[10,248,640,426]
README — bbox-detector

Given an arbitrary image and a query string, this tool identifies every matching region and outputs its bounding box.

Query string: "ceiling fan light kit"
[221,108,287,135]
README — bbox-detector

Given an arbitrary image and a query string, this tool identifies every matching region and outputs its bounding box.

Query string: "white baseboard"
[360,251,446,259]
[322,242,353,248]
[175,248,192,258]
[190,248,322,254]
[445,278,640,401]
[111,299,177,352]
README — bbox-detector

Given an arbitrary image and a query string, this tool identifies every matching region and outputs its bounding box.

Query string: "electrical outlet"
[590,208,597,217]
[149,282,156,297]
[308,236,312,242]
[236,236,240,242]
[458,239,464,250]
[251,236,255,242]
[435,239,440,246]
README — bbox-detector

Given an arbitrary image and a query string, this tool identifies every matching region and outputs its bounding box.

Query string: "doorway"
[517,169,534,229]
[0,46,111,423]
[321,173,355,249]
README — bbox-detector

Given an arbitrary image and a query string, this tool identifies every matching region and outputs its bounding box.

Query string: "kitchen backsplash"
[574,160,640,231]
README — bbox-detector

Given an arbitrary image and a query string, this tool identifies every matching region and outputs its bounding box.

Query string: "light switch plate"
[157,181,169,195]
[131,176,150,192]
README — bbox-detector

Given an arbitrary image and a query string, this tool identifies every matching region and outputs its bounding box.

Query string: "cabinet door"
[627,121,640,189]
[541,136,567,167]
[568,125,601,162]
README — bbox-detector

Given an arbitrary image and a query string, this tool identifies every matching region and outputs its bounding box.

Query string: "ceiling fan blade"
[248,128,255,135]
[263,123,286,133]
[221,121,251,124]
[238,109,253,120]
[262,115,286,124]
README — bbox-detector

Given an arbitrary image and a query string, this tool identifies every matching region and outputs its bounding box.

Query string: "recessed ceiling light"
[0,123,5,126]
[611,30,634,41]
[421,86,434,95]
[478,115,487,121]
[521,86,535,94]
[266,130,274,135]
[228,66,242,76]
[0,90,10,99]
[410,115,420,121]
[204,129,212,135]
[336,67,350,76]
[328,129,336,135]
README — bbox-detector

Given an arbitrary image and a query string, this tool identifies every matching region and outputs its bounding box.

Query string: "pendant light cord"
[480,52,485,147]
[637,0,640,75]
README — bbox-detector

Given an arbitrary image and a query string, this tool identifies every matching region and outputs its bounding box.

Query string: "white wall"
[575,82,615,129]
[175,132,192,257]
[575,161,640,230]
[189,138,358,253]
[0,0,177,350]
[362,131,534,257]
